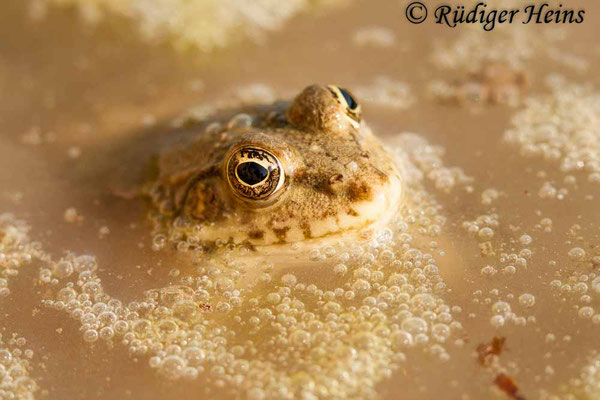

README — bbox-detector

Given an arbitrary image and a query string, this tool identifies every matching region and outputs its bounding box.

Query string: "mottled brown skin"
[145,85,402,246]
[287,84,358,134]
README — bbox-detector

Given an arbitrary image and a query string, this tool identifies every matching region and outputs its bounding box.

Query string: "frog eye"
[226,145,285,202]
[327,85,361,128]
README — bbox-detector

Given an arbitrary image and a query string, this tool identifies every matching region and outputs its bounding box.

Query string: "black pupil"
[237,162,269,185]
[339,87,358,110]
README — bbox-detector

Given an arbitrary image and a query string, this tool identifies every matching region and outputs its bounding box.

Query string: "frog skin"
[145,84,402,246]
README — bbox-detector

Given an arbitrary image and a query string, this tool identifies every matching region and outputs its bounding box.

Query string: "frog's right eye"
[327,85,361,129]
[226,145,285,203]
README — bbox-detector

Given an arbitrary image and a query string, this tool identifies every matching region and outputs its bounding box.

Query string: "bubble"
[354,332,378,350]
[81,312,96,325]
[227,113,253,129]
[83,329,99,343]
[158,319,178,336]
[333,264,347,276]
[309,249,322,261]
[431,324,451,343]
[578,307,594,319]
[266,292,281,304]
[53,260,74,278]
[414,333,430,345]
[215,277,234,292]
[152,234,167,251]
[401,317,428,335]
[492,301,511,314]
[354,267,371,280]
[481,188,500,205]
[99,327,115,340]
[159,355,185,379]
[281,274,297,287]
[215,302,231,313]
[478,227,494,240]
[74,255,98,273]
[352,279,371,294]
[377,228,393,244]
[518,293,535,308]
[502,266,516,275]
[519,249,532,260]
[183,367,198,380]
[490,315,505,328]
[515,257,527,269]
[344,290,356,300]
[410,293,436,310]
[324,301,341,313]
[0,349,12,364]
[391,330,414,349]
[481,265,497,277]
[132,319,152,338]
[183,347,205,367]
[82,281,101,295]
[171,301,199,322]
[592,277,600,293]
[519,234,532,245]
[113,320,129,335]
[290,329,311,347]
[573,282,588,294]
[57,287,76,303]
[538,182,557,199]
[568,247,586,262]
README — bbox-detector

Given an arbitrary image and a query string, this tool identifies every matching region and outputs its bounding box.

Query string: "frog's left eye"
[226,145,285,202]
[327,85,361,128]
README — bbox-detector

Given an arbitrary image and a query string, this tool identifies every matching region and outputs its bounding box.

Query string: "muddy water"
[1,0,600,399]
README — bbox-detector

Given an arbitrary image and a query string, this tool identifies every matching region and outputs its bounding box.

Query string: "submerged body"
[145,85,402,246]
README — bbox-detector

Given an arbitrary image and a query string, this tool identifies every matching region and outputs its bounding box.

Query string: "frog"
[144,84,402,247]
